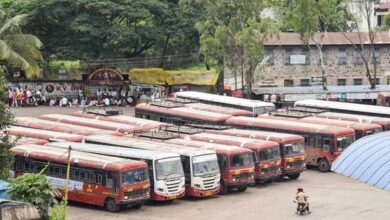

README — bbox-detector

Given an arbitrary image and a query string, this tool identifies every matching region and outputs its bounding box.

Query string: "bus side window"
[323,138,330,152]
[15,160,22,171]
[217,155,228,170]
[309,137,315,147]
[315,136,322,148]
[106,173,113,188]
[95,174,103,185]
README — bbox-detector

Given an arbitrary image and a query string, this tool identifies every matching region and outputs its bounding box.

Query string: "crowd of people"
[8,87,47,107]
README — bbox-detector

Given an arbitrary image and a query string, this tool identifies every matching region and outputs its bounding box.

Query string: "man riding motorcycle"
[295,188,310,214]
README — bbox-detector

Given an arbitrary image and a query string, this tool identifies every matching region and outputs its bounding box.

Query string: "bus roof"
[71,111,172,129]
[8,136,49,146]
[46,142,180,161]
[295,99,390,117]
[316,112,390,126]
[6,126,84,142]
[184,103,253,116]
[38,114,144,134]
[206,129,304,144]
[298,117,382,131]
[11,144,147,171]
[176,91,275,109]
[226,117,355,136]
[166,138,254,154]
[186,133,279,150]
[84,135,216,157]
[136,104,232,123]
[14,117,122,136]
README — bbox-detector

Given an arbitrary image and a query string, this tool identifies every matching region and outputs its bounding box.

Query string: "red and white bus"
[226,117,355,172]
[46,142,185,202]
[14,117,123,136]
[259,115,382,140]
[166,138,255,194]
[71,111,172,130]
[314,112,390,131]
[181,133,281,183]
[184,103,253,116]
[6,126,84,142]
[206,129,306,179]
[295,99,390,118]
[135,104,232,127]
[175,91,275,116]
[85,135,221,198]
[38,114,145,134]
[11,145,150,212]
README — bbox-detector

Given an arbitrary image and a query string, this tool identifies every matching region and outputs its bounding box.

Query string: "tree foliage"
[192,0,279,95]
[0,67,14,180]
[8,170,58,220]
[0,10,43,78]
[3,0,202,61]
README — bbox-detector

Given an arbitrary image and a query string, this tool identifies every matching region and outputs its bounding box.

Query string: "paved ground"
[11,107,390,220]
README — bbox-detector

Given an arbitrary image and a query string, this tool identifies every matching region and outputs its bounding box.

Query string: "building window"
[284,48,292,65]
[354,50,364,64]
[264,48,274,65]
[354,78,363,86]
[337,79,346,86]
[300,79,310,87]
[378,15,383,27]
[284,79,294,87]
[338,48,347,65]
[372,47,380,64]
[317,49,327,65]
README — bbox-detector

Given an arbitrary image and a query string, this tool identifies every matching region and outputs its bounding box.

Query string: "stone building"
[259,32,390,88]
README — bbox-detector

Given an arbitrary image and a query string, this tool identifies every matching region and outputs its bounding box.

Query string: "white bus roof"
[84,135,216,157]
[317,112,390,123]
[295,99,390,117]
[167,138,254,153]
[176,91,275,109]
[46,142,180,161]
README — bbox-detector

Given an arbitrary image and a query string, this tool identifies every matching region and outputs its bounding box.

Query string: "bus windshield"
[121,168,149,186]
[156,157,184,180]
[192,154,219,177]
[230,153,254,168]
[337,136,355,152]
[284,142,305,156]
[258,147,280,161]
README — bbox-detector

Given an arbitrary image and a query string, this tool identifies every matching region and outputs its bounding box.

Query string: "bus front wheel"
[237,186,247,192]
[287,173,300,180]
[219,182,228,195]
[318,159,330,172]
[132,203,142,209]
[105,198,120,212]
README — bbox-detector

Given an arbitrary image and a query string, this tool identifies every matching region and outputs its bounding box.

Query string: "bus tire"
[132,203,142,209]
[105,198,120,212]
[318,159,330,172]
[287,173,300,180]
[219,181,228,195]
[237,186,247,192]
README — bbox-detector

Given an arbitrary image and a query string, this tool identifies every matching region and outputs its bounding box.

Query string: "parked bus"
[181,133,282,183]
[259,115,382,140]
[314,112,390,131]
[71,111,172,130]
[377,92,390,106]
[46,142,185,201]
[38,114,145,134]
[84,135,221,197]
[206,129,306,179]
[6,126,84,142]
[166,138,255,194]
[11,145,149,212]
[135,104,232,127]
[175,91,275,116]
[14,117,123,136]
[226,117,355,172]
[9,136,49,146]
[294,99,390,118]
[184,103,253,116]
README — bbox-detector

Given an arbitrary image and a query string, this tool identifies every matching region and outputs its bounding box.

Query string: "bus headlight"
[232,177,239,182]
[157,188,164,192]
[124,196,129,200]
[194,184,201,188]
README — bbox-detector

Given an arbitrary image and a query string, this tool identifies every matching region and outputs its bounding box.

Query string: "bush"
[50,202,67,220]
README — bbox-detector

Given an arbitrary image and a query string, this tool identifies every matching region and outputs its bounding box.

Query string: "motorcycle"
[293,200,310,215]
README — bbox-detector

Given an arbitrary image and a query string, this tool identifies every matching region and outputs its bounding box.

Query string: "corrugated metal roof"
[331,131,390,191]
[254,85,390,95]
[264,32,390,46]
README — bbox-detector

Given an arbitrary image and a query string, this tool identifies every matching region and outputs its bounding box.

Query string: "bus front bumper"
[151,190,186,201]
[186,185,220,197]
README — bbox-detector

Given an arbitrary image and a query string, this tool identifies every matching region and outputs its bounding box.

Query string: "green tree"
[193,0,279,96]
[0,10,43,78]
[8,170,58,220]
[276,0,350,90]
[0,67,14,180]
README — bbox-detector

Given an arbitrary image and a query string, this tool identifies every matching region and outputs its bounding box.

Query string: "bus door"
[303,136,317,166]
[217,154,229,185]
[322,136,332,160]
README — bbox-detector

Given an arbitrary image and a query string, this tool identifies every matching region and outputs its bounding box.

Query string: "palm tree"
[0,10,43,79]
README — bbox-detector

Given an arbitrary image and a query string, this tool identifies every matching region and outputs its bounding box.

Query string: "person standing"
[11,89,18,107]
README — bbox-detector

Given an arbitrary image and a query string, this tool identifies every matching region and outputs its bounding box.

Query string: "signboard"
[7,81,82,98]
[290,55,306,65]
[311,77,323,85]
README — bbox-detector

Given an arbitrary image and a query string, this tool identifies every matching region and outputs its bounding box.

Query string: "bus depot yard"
[4,92,390,220]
